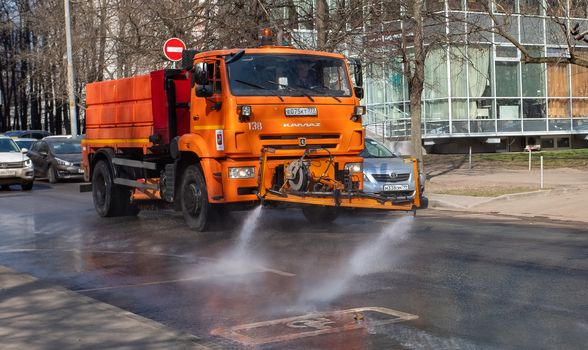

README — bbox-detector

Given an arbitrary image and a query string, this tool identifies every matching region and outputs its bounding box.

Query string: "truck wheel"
[21,182,33,191]
[92,160,138,217]
[48,165,59,184]
[180,165,210,231]
[302,205,339,224]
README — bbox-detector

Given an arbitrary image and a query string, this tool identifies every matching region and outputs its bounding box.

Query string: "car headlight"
[344,162,362,174]
[56,158,71,166]
[24,159,32,167]
[229,167,255,179]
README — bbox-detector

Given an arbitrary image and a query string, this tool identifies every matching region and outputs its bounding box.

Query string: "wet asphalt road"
[0,182,587,350]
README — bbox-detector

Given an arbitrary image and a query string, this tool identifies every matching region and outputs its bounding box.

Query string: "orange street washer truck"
[82,40,422,231]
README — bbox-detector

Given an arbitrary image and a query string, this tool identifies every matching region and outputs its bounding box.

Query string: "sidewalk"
[0,265,211,350]
[426,168,588,223]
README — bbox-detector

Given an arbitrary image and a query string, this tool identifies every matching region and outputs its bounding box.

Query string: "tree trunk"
[410,0,425,171]
[316,0,328,49]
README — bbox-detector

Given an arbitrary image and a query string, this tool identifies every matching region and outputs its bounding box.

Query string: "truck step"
[112,158,157,170]
[114,178,159,190]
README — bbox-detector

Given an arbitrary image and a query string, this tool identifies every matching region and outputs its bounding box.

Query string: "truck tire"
[21,182,33,191]
[302,205,339,224]
[92,160,138,217]
[180,164,211,231]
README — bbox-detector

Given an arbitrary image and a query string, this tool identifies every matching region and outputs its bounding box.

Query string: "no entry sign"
[163,38,186,61]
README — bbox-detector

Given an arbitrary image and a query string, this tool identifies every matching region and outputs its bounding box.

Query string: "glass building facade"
[363,0,588,151]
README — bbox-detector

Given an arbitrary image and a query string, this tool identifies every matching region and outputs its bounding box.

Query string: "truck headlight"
[56,158,71,166]
[24,159,32,167]
[345,162,362,174]
[229,166,255,179]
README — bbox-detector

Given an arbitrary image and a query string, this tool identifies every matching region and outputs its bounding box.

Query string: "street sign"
[163,38,186,62]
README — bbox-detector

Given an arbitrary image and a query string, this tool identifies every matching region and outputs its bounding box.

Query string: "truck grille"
[260,134,340,151]
[372,173,410,183]
[0,161,24,169]
[260,134,340,140]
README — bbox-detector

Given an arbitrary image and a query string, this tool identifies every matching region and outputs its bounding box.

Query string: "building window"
[495,61,520,97]
[548,63,570,97]
[425,48,449,99]
[571,59,588,97]
[470,98,494,119]
[548,99,570,118]
[452,99,469,119]
[520,17,544,44]
[468,46,492,98]
[497,98,520,119]
[546,20,567,44]
[520,0,542,15]
[557,137,570,147]
[541,138,555,148]
[570,0,588,18]
[572,99,588,117]
[425,0,445,12]
[448,0,464,11]
[546,0,567,17]
[495,15,519,43]
[495,0,516,13]
[425,100,450,121]
[467,0,486,11]
[450,47,468,97]
[523,99,546,118]
[522,48,545,97]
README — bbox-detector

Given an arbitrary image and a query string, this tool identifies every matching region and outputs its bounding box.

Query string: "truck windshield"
[227,54,352,97]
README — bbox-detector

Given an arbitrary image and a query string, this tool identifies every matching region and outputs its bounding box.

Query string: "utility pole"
[64,0,78,136]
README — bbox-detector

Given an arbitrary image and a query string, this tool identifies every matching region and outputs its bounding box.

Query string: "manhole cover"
[211,306,418,346]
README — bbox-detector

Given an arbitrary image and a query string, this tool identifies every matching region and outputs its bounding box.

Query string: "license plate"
[383,184,409,191]
[284,107,318,116]
[0,169,16,177]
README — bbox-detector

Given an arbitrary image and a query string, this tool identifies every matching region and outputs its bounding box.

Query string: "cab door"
[191,58,225,155]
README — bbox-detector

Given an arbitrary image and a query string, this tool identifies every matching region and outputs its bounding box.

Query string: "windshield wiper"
[265,80,315,102]
[235,79,284,101]
[305,85,342,103]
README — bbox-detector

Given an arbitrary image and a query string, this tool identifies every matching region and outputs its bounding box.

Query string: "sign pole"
[64,0,78,136]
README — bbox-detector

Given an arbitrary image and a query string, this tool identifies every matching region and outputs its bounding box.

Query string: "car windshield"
[48,140,81,154]
[0,138,20,152]
[227,54,352,97]
[15,140,35,150]
[361,139,397,158]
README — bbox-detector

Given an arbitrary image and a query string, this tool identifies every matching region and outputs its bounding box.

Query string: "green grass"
[425,149,588,169]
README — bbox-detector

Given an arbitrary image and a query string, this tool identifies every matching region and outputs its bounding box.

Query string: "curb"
[0,265,212,350]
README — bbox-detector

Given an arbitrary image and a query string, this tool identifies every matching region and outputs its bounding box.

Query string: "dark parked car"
[3,130,52,140]
[27,139,83,183]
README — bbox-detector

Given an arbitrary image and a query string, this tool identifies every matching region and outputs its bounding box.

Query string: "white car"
[0,136,34,191]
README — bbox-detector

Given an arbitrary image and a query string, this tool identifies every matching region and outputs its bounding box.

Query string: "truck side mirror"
[353,59,363,87]
[192,62,208,86]
[195,85,213,98]
[354,87,364,99]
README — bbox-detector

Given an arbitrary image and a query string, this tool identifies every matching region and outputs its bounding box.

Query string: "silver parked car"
[361,138,426,205]
[0,136,34,190]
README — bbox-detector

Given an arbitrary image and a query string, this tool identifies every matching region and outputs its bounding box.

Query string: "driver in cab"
[293,63,317,90]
